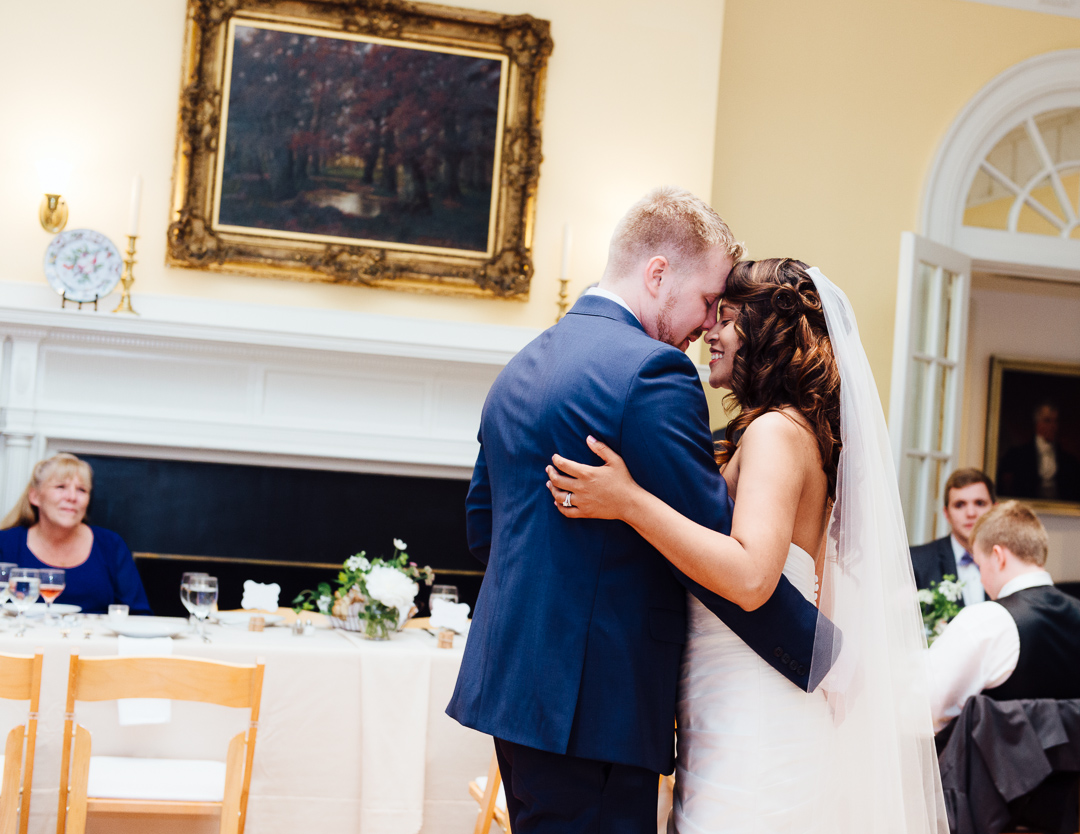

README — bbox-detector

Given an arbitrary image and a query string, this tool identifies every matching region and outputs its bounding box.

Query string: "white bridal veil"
[806,268,948,834]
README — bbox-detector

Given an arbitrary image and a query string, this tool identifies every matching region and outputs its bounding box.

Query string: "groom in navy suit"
[448,188,831,832]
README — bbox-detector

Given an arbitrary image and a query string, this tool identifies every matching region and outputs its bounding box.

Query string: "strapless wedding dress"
[674,544,831,833]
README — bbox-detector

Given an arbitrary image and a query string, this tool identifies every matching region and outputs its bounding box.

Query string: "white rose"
[317,594,332,613]
[393,538,408,552]
[917,589,934,606]
[938,580,963,603]
[345,554,370,572]
[365,565,418,614]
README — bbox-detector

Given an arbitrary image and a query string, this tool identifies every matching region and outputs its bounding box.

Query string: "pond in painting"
[216,23,505,254]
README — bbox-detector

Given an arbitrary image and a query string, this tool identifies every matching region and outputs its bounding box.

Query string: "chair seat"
[474,775,507,810]
[87,756,226,802]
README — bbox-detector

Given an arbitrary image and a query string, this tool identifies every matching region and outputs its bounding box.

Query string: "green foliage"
[918,574,965,645]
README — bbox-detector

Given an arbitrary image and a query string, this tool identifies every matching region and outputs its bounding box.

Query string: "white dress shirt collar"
[585,287,640,322]
[997,570,1054,599]
[950,535,986,606]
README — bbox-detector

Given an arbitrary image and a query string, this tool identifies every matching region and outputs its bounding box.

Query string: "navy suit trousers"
[494,738,658,834]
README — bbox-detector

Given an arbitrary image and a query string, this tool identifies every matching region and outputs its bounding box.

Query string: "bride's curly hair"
[716,258,842,499]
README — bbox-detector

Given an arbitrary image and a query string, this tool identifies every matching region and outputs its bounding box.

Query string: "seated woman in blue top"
[0,453,151,615]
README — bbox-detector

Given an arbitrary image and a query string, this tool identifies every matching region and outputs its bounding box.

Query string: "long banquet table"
[0,615,493,834]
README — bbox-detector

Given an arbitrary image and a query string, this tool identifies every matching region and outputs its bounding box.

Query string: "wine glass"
[430,584,459,610]
[9,568,41,635]
[188,575,218,642]
[180,572,208,632]
[0,563,15,631]
[39,567,66,625]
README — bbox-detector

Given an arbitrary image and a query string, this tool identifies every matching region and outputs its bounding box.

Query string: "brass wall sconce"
[39,194,68,233]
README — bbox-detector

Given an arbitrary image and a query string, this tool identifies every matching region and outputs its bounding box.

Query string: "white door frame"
[920,49,1080,281]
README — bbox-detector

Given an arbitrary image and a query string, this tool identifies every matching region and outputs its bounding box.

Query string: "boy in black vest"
[927,500,1080,732]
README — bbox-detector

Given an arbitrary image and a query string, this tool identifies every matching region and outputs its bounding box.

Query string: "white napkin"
[429,598,470,635]
[116,635,172,726]
[241,580,280,610]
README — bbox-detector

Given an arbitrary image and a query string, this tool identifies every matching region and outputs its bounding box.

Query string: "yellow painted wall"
[703,0,1080,423]
[0,0,726,329]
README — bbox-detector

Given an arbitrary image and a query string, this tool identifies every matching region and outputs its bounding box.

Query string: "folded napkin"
[429,598,470,635]
[117,635,172,726]
[241,580,280,610]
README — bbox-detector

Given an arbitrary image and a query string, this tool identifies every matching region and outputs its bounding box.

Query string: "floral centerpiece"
[918,574,964,645]
[294,538,434,640]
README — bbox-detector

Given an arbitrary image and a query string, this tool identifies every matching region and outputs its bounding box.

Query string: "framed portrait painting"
[985,357,1080,515]
[168,0,552,297]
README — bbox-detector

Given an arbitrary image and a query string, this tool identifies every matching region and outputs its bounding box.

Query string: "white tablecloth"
[0,618,492,834]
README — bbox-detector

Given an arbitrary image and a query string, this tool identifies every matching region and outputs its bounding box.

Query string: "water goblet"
[430,584,459,606]
[180,572,208,633]
[39,567,66,625]
[188,575,218,643]
[0,562,16,629]
[9,568,41,636]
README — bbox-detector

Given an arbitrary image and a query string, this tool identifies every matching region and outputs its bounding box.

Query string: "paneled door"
[888,232,972,546]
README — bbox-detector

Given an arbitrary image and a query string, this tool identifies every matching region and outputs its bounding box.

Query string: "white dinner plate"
[213,611,285,627]
[3,602,81,618]
[105,617,188,638]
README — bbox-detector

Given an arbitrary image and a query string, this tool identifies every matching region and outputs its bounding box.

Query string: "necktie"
[959,551,977,569]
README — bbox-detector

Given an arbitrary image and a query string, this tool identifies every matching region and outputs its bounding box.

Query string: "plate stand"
[61,291,99,311]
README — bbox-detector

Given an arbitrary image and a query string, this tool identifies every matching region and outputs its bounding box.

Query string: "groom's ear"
[643,255,668,299]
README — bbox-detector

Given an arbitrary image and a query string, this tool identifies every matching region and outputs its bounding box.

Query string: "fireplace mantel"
[0,282,542,512]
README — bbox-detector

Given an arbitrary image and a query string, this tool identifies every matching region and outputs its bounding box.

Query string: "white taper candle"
[127,175,142,237]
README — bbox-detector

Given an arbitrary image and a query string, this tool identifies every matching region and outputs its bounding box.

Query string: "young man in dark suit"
[927,500,1080,731]
[910,468,995,608]
[448,188,834,833]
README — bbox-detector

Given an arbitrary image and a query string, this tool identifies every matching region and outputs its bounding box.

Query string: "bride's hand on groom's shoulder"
[545,435,636,521]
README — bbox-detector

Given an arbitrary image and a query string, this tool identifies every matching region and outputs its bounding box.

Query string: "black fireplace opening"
[80,454,483,617]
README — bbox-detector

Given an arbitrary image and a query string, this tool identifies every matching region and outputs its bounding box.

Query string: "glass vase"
[360,616,392,641]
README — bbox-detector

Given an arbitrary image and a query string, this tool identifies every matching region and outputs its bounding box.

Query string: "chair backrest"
[65,655,264,712]
[0,650,44,834]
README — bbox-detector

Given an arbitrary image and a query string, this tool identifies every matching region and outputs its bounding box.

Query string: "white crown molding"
[959,0,1080,18]
[921,49,1080,278]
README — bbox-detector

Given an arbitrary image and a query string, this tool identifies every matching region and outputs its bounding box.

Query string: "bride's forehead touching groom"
[447,187,831,834]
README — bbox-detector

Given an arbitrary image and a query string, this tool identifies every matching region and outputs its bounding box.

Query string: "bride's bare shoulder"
[741,408,814,445]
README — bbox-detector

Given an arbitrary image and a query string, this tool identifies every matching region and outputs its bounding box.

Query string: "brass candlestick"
[113,235,139,315]
[556,276,569,322]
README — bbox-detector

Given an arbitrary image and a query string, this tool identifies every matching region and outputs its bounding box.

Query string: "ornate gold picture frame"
[985,357,1080,516]
[168,0,552,297]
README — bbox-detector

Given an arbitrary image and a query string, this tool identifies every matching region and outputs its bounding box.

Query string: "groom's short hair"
[607,187,743,277]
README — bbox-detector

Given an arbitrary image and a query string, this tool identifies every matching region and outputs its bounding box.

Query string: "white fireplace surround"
[0,281,544,515]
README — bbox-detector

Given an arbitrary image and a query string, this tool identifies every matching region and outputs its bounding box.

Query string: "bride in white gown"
[547,259,947,834]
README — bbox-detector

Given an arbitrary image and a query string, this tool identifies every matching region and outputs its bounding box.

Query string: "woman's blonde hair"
[0,453,93,529]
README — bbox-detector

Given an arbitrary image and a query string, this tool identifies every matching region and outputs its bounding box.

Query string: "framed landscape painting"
[985,357,1080,515]
[168,0,552,297]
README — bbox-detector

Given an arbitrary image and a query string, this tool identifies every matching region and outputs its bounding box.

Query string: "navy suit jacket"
[910,535,960,601]
[446,295,830,774]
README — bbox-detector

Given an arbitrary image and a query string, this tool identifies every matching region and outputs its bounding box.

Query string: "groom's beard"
[656,293,681,349]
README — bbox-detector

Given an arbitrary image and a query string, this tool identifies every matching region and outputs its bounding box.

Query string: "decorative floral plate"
[43,229,123,302]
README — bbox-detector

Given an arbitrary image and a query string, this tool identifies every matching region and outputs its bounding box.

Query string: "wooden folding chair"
[55,652,265,834]
[0,650,43,834]
[468,751,509,834]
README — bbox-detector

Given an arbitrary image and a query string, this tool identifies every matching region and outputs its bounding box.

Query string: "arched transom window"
[964,107,1080,240]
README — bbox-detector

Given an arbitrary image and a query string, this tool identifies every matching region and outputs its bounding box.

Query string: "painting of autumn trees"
[216,25,505,253]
